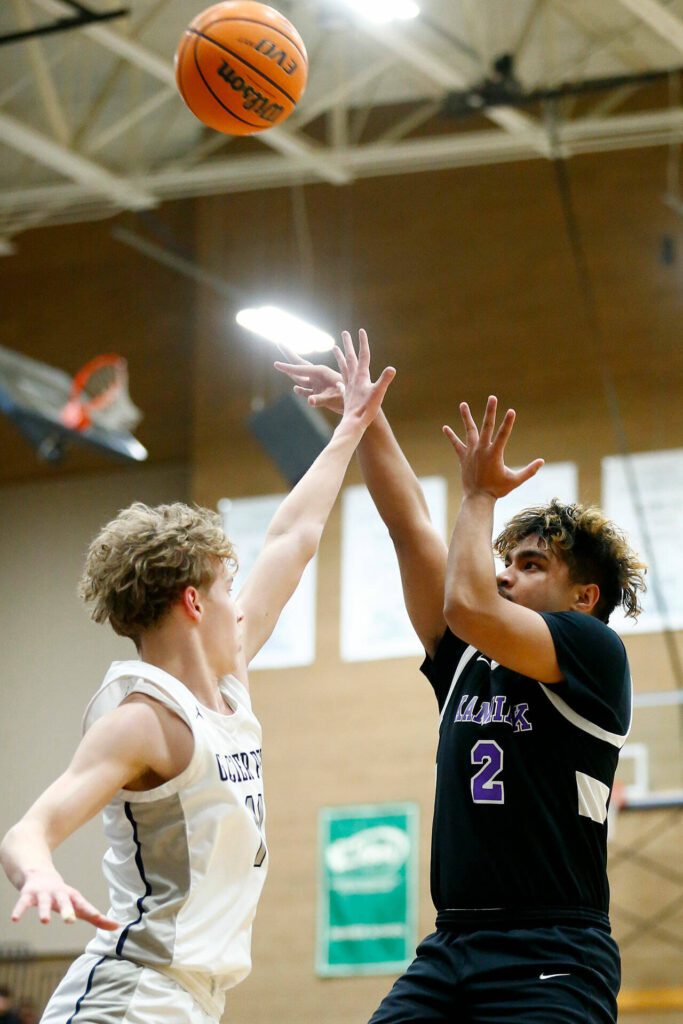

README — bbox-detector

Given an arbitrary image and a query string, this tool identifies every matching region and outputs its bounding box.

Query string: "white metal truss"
[615,0,683,55]
[1,0,683,244]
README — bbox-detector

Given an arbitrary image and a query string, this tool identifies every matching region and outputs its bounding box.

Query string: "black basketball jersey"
[421,611,631,923]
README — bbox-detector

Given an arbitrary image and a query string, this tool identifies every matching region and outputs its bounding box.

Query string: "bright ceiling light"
[236,306,335,354]
[341,0,419,23]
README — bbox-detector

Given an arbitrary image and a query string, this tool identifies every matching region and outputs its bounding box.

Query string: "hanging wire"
[664,70,683,215]
[543,101,683,695]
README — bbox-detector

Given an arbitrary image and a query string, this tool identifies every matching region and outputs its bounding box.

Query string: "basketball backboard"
[0,345,147,463]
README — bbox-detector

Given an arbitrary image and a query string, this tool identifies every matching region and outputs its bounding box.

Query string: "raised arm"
[275,330,447,657]
[442,396,565,682]
[0,699,189,928]
[238,331,395,664]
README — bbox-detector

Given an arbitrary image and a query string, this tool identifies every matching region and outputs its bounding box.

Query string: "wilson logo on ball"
[217,60,284,121]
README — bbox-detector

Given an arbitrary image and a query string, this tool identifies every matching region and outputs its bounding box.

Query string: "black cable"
[0,5,128,46]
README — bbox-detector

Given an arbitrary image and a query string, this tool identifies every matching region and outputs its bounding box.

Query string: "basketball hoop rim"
[60,353,128,431]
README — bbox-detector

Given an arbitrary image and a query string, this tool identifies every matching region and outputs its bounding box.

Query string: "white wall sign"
[219,494,317,669]
[602,449,683,635]
[340,476,447,662]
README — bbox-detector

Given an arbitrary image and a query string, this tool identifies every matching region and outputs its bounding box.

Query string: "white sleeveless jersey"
[83,660,267,1007]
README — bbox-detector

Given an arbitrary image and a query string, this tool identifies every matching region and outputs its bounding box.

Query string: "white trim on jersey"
[439,646,478,726]
[576,771,610,824]
[537,680,632,748]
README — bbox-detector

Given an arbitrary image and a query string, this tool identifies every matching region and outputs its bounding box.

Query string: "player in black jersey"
[275,347,646,1024]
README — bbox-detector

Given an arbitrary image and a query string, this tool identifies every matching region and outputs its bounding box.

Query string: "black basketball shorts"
[368,921,620,1023]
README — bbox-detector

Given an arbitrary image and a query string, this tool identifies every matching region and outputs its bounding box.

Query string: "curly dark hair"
[79,502,237,642]
[494,499,646,623]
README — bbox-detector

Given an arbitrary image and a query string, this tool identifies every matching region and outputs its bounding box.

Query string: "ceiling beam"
[553,0,655,80]
[30,0,351,184]
[31,0,175,84]
[614,0,683,56]
[0,111,156,208]
[4,105,683,219]
[290,56,396,131]
[10,0,70,145]
[86,89,173,154]
[347,15,551,156]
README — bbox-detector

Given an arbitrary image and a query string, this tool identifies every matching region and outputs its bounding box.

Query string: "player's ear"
[180,585,203,621]
[573,583,600,615]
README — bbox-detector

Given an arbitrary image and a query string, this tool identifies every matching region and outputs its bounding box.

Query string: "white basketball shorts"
[40,954,218,1024]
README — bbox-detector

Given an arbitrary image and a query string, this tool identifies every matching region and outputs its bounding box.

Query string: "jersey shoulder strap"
[220,674,253,715]
[82,660,197,735]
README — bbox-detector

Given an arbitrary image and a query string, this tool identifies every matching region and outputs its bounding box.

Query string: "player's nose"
[496,567,512,591]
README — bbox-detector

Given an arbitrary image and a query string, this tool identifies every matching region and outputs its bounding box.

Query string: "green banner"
[316,802,419,976]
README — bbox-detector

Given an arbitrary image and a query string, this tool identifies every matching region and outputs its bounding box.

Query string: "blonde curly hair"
[494,499,646,623]
[79,502,237,642]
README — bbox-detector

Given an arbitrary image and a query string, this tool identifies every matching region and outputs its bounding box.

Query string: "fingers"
[340,331,358,372]
[274,365,311,388]
[332,345,349,381]
[307,386,344,408]
[442,425,467,456]
[70,891,119,931]
[275,343,308,366]
[273,361,311,383]
[493,407,515,449]
[10,891,33,923]
[372,365,396,404]
[459,402,479,444]
[10,881,116,930]
[54,893,75,924]
[357,328,371,373]
[512,459,545,486]
[38,891,52,924]
[479,396,498,445]
[91,913,120,931]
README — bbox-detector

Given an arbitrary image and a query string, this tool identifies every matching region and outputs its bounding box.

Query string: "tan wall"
[191,147,683,1022]
[0,462,189,954]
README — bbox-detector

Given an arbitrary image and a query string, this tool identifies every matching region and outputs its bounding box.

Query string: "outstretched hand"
[273,331,353,415]
[275,329,393,427]
[11,868,119,930]
[336,329,395,430]
[443,396,544,499]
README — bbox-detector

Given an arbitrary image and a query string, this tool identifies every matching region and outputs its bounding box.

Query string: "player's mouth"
[498,590,514,602]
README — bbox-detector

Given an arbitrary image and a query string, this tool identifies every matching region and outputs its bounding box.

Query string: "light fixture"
[340,0,419,24]
[236,306,335,354]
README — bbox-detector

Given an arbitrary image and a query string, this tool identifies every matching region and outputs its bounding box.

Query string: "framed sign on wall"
[316,802,419,977]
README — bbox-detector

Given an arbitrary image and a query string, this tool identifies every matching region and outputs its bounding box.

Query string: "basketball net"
[60,354,142,433]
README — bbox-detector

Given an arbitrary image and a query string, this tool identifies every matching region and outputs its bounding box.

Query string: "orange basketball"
[175,1,308,136]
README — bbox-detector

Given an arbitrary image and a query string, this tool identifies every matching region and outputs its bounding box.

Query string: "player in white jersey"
[0,331,395,1024]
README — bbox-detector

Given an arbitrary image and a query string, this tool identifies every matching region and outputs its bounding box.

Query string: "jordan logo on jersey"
[454,694,532,732]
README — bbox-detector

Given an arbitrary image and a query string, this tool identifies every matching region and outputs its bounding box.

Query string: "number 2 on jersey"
[471,740,504,804]
[245,794,267,866]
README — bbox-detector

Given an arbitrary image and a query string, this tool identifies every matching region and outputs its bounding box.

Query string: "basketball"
[175,1,308,136]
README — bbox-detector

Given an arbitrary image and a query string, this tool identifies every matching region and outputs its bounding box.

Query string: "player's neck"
[137,630,228,713]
